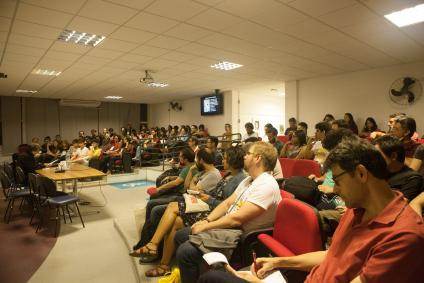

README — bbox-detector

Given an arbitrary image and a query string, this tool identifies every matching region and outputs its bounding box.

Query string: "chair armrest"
[258,234,295,257]
[238,228,274,266]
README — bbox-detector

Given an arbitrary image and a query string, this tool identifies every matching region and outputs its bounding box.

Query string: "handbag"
[158,267,180,283]
[183,193,210,213]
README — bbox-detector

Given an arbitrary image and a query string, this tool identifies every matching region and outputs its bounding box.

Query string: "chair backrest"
[88,158,101,170]
[122,152,132,173]
[36,175,58,197]
[279,190,295,199]
[28,173,38,194]
[3,162,15,183]
[417,139,424,144]
[279,158,321,178]
[277,135,289,143]
[15,166,26,185]
[0,171,11,197]
[273,198,324,255]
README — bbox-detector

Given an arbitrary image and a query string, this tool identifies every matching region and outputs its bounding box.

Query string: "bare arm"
[408,158,422,171]
[410,192,424,217]
[184,166,196,189]
[157,177,184,191]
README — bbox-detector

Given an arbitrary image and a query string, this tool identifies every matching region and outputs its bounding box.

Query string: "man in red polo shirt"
[198,139,424,283]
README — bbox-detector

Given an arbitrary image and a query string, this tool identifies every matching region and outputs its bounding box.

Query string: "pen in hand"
[252,251,258,274]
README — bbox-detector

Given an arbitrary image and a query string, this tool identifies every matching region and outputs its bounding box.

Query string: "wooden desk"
[36,163,106,195]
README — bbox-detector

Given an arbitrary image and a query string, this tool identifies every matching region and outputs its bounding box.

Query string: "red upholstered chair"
[277,135,289,143]
[258,198,324,257]
[147,187,157,196]
[280,190,294,199]
[279,158,321,178]
[417,139,424,144]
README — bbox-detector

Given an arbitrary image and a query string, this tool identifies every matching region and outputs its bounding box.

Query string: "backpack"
[283,176,322,206]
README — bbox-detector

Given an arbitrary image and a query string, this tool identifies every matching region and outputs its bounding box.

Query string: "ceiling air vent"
[59,99,101,108]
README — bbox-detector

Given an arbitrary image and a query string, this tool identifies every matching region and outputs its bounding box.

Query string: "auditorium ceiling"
[0,0,423,103]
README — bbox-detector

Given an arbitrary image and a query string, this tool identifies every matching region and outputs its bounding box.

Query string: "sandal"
[129,242,158,259]
[145,264,170,277]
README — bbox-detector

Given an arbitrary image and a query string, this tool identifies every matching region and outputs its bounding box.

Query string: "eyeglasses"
[332,170,348,183]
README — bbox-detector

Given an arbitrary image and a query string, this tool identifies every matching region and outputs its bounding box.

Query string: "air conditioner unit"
[59,99,101,108]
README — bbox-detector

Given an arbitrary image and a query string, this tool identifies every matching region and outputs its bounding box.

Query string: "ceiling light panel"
[32,69,62,76]
[147,82,169,88]
[384,4,424,27]
[58,29,106,46]
[210,61,243,70]
[16,89,38,94]
[105,96,123,99]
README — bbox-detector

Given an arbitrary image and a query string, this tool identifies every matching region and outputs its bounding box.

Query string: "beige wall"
[286,61,424,135]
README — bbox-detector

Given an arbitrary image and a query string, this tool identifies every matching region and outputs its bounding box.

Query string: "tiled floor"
[28,167,164,283]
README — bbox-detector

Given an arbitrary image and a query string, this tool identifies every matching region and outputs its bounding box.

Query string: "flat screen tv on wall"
[200,94,223,116]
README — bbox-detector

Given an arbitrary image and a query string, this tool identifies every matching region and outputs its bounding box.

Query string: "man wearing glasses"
[174,142,281,283]
[199,139,424,283]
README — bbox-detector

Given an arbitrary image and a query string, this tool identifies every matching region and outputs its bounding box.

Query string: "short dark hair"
[269,127,278,136]
[196,148,215,165]
[332,119,349,129]
[188,136,199,145]
[324,139,388,180]
[322,129,355,151]
[298,122,308,130]
[180,147,195,163]
[315,121,330,132]
[293,130,307,146]
[199,124,205,130]
[264,123,273,129]
[390,113,406,119]
[323,114,335,121]
[363,117,378,132]
[395,116,416,138]
[289,117,296,123]
[207,136,219,147]
[372,135,405,163]
[225,146,245,170]
[245,122,254,129]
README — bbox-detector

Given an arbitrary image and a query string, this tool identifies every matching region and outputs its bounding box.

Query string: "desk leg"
[73,179,78,196]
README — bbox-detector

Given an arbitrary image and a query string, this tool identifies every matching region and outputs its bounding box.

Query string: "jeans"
[198,269,248,283]
[175,227,204,283]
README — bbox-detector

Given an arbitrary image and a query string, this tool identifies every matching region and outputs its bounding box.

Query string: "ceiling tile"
[98,38,138,52]
[145,0,207,21]
[215,0,267,19]
[402,23,424,45]
[6,43,46,57]
[109,26,157,44]
[16,3,73,28]
[358,0,424,16]
[21,0,86,14]
[105,0,154,11]
[0,17,11,32]
[120,53,153,64]
[279,19,334,38]
[288,0,356,17]
[78,0,138,25]
[106,60,140,70]
[86,48,124,60]
[131,45,169,57]
[125,12,179,33]
[50,41,91,55]
[187,8,243,31]
[4,52,41,64]
[159,51,196,62]
[68,16,119,36]
[8,33,54,48]
[12,20,62,40]
[78,55,112,65]
[319,4,378,29]
[0,0,18,18]
[146,35,189,50]
[164,23,212,41]
[139,58,180,71]
[37,58,76,69]
[313,53,368,71]
[0,31,9,43]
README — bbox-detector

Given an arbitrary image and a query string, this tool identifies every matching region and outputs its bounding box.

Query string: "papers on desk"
[202,252,287,283]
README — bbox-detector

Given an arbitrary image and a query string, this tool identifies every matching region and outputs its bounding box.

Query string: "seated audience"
[174,141,281,283]
[197,124,209,138]
[391,116,419,159]
[373,135,423,201]
[279,130,307,158]
[344,113,359,135]
[187,136,199,153]
[323,113,335,123]
[297,121,330,165]
[284,117,297,136]
[199,139,424,283]
[266,127,284,154]
[221,124,233,150]
[410,192,424,217]
[359,117,379,138]
[410,144,424,174]
[133,148,195,251]
[206,136,223,167]
[242,122,258,141]
[262,123,274,142]
[370,112,403,139]
[297,122,308,135]
[133,147,246,277]
[71,138,89,165]
[331,119,349,130]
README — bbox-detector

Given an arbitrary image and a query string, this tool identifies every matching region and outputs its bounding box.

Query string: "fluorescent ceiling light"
[147,82,169,88]
[210,61,243,71]
[58,29,106,47]
[105,96,123,100]
[16,89,38,94]
[384,4,424,27]
[32,69,62,76]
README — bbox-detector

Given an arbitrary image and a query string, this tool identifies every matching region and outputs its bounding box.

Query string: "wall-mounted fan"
[389,77,422,105]
[169,101,182,111]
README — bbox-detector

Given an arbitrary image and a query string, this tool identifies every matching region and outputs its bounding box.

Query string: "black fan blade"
[391,89,403,96]
[407,92,415,103]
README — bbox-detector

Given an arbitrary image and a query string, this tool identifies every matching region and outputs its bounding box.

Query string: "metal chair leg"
[74,203,85,228]
[66,205,72,223]
[7,198,15,224]
[61,207,67,224]
[55,208,60,237]
[4,198,12,221]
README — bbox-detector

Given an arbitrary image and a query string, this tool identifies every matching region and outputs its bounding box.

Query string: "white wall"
[148,91,233,136]
[233,87,285,137]
[286,61,424,134]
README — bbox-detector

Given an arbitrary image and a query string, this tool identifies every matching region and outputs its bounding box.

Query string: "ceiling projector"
[140,70,154,84]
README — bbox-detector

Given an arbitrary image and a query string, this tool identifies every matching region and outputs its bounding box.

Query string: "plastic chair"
[279,158,321,178]
[258,198,324,257]
[417,139,424,144]
[1,170,31,223]
[280,190,295,199]
[36,175,85,237]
